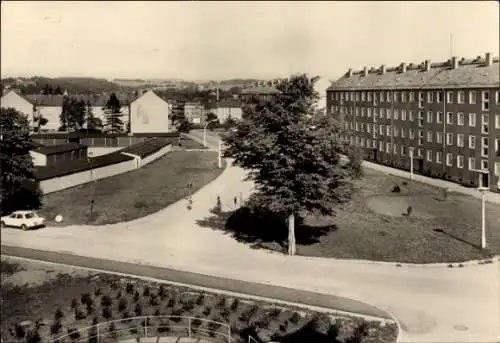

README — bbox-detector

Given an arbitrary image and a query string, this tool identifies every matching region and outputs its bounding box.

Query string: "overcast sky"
[1,1,498,81]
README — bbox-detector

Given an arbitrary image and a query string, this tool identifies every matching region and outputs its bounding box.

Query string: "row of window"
[337,107,500,130]
[348,136,491,171]
[331,89,500,111]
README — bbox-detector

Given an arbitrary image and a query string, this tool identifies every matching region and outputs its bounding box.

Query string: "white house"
[1,90,35,124]
[129,90,171,134]
[215,99,243,123]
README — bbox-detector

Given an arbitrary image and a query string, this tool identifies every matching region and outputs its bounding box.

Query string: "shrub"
[181,298,195,312]
[346,323,368,343]
[85,303,94,316]
[391,185,401,193]
[94,288,102,297]
[149,294,160,306]
[230,298,240,311]
[196,294,205,306]
[268,307,281,320]
[133,291,140,302]
[220,308,230,321]
[202,307,211,316]
[191,317,203,333]
[158,285,166,299]
[208,321,222,336]
[14,323,25,338]
[50,320,63,335]
[81,293,93,306]
[118,297,128,312]
[279,323,287,332]
[143,286,150,297]
[167,298,176,308]
[70,298,78,309]
[126,283,135,294]
[154,309,161,316]
[75,306,87,320]
[254,316,271,329]
[108,322,117,338]
[134,303,143,316]
[170,309,183,322]
[101,295,113,307]
[54,308,64,321]
[216,297,227,309]
[270,332,282,341]
[328,323,340,341]
[121,311,131,319]
[115,289,122,299]
[311,313,331,335]
[25,329,41,343]
[102,307,113,319]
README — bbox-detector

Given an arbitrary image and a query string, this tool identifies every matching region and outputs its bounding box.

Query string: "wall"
[1,91,34,122]
[29,151,47,167]
[37,106,62,131]
[215,107,242,123]
[40,158,136,194]
[139,144,173,167]
[87,147,123,157]
[130,91,171,134]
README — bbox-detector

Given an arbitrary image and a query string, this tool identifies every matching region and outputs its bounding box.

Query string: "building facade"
[30,142,88,167]
[327,53,500,192]
[184,102,205,124]
[129,90,171,134]
[215,99,243,123]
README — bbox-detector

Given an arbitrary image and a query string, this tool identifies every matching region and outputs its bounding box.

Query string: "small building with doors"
[30,142,88,167]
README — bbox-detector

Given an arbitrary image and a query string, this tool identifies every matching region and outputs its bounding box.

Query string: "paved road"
[2,130,499,343]
[1,245,392,320]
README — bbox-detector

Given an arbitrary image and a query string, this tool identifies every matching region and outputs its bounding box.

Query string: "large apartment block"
[327,53,500,193]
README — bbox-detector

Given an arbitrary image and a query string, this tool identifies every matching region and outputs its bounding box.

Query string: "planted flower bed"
[2,271,397,343]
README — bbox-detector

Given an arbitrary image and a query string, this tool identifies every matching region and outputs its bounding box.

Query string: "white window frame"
[386,108,392,120]
[436,91,443,103]
[482,91,489,111]
[482,114,489,134]
[469,91,476,104]
[457,133,464,147]
[446,153,453,166]
[401,127,406,138]
[446,132,453,146]
[401,109,407,121]
[436,151,442,163]
[409,128,415,139]
[409,110,414,121]
[457,155,464,169]
[426,150,432,162]
[436,132,443,144]
[469,135,476,149]
[457,91,465,104]
[401,92,407,103]
[446,91,453,104]
[393,108,399,120]
[436,111,443,124]
[393,126,399,137]
[409,92,415,102]
[427,111,433,123]
[481,159,488,171]
[427,131,433,142]
[469,113,476,127]
[446,112,453,124]
[393,143,398,154]
[468,157,476,171]
[481,137,489,158]
[457,112,464,126]
[495,114,500,129]
[427,92,433,103]
[401,145,407,156]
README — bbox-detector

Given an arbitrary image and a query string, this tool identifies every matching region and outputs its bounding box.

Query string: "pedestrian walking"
[234,196,238,206]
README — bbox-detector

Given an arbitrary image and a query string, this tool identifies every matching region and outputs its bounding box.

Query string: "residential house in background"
[215,99,243,123]
[327,52,500,193]
[240,82,281,103]
[129,90,172,134]
[184,102,205,124]
[1,90,36,124]
[29,142,88,167]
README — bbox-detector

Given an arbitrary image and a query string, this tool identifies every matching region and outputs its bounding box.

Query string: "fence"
[48,315,231,343]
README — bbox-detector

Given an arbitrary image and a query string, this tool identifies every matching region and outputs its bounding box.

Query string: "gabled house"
[215,99,243,123]
[129,90,172,134]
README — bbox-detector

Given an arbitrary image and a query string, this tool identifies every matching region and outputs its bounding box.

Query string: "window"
[393,109,399,120]
[426,150,433,162]
[418,92,424,108]
[401,145,407,156]
[481,160,488,170]
[367,123,371,133]
[457,134,464,147]
[409,92,415,102]
[356,92,360,101]
[457,91,465,104]
[418,111,424,127]
[457,155,464,168]
[469,135,476,149]
[446,133,453,145]
[387,92,392,103]
[468,157,476,171]
[409,128,415,139]
[496,138,500,157]
[394,91,399,103]
[361,107,366,117]
[482,114,489,134]
[361,91,366,101]
[469,113,476,127]
[351,92,355,101]
[386,125,391,136]
[469,91,476,104]
[401,127,406,138]
[360,137,365,147]
[367,92,372,101]
[446,91,453,103]
[437,91,443,103]
[401,109,407,121]
[427,111,433,123]
[482,91,489,111]
[417,148,423,158]
[372,140,377,148]
[446,112,453,124]
[409,111,414,121]
[495,114,500,129]
[436,112,443,124]
[418,130,424,145]
[482,137,489,157]
[393,143,398,154]
[380,108,385,118]
[386,109,392,120]
[386,142,391,152]
[427,92,433,103]
[457,112,465,126]
[380,91,384,102]
[427,131,433,142]
[436,151,442,163]
[379,141,384,152]
[401,92,407,103]
[393,126,399,137]
[446,153,453,166]
[379,125,384,135]
[355,122,360,131]
[367,138,371,147]
[367,107,372,117]
[355,108,360,117]
[436,132,443,143]
[496,91,500,103]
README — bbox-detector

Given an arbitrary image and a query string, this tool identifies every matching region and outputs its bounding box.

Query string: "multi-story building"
[327,53,500,193]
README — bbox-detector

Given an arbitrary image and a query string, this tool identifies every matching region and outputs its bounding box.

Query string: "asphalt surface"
[1,245,392,321]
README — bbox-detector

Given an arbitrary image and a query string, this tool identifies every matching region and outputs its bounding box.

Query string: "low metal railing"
[48,315,231,343]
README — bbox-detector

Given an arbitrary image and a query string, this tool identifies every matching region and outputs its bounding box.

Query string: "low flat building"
[30,142,88,167]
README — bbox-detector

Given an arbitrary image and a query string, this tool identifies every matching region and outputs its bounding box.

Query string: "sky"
[1,1,499,82]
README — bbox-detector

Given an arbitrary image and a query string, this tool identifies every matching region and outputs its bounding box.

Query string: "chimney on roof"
[363,66,368,76]
[401,62,407,73]
[485,52,493,66]
[451,56,458,69]
[380,65,386,75]
[424,59,431,72]
[347,68,353,78]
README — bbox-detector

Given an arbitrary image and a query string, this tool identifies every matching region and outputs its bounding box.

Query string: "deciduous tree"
[0,107,42,215]
[223,74,361,255]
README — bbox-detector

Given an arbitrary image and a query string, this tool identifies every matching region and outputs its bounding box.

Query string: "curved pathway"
[1,132,499,343]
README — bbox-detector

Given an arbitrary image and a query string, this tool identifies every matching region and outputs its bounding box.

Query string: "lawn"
[0,257,398,343]
[198,167,499,264]
[39,151,225,226]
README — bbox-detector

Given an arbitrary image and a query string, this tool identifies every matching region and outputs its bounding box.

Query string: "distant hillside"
[1,76,129,95]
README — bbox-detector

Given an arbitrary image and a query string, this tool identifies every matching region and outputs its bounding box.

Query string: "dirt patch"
[365,196,436,219]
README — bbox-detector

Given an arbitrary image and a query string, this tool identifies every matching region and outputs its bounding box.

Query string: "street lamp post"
[480,189,486,249]
[218,138,222,169]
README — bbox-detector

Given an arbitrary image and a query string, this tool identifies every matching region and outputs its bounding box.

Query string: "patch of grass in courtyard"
[199,167,499,263]
[39,151,225,226]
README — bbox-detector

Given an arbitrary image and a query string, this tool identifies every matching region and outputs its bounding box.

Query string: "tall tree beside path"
[59,96,85,132]
[0,107,42,215]
[223,74,361,255]
[103,93,124,134]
